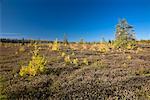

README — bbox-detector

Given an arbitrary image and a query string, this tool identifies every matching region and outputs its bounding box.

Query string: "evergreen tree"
[63,33,68,44]
[115,18,135,41]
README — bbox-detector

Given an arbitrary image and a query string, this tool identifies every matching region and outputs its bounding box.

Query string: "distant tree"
[79,38,84,44]
[22,38,25,45]
[115,18,136,41]
[63,33,68,44]
[102,37,106,43]
[114,19,137,49]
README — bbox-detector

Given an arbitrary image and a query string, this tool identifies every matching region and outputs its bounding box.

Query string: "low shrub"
[19,45,47,76]
[83,58,89,65]
[52,39,60,51]
[19,46,25,52]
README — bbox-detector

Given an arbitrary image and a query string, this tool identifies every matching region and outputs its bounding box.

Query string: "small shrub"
[113,38,136,50]
[52,39,60,51]
[19,66,29,76]
[61,52,66,57]
[83,58,89,65]
[135,67,150,76]
[0,76,7,99]
[73,58,79,66]
[122,62,128,68]
[71,52,75,56]
[98,43,110,53]
[127,55,132,60]
[93,60,107,68]
[19,45,47,77]
[19,46,25,52]
[64,55,71,64]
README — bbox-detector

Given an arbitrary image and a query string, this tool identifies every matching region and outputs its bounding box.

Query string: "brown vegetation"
[0,40,150,99]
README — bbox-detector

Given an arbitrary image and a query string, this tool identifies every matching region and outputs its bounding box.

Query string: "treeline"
[0,38,150,44]
[138,40,150,43]
[0,38,52,44]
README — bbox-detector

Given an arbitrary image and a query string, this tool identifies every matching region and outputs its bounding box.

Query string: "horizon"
[0,0,150,42]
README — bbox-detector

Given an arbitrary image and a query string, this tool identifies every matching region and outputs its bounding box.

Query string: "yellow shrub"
[64,55,71,64]
[19,66,28,76]
[122,63,128,68]
[127,44,132,50]
[27,66,36,76]
[71,52,75,56]
[61,52,66,57]
[19,45,47,77]
[64,43,68,47]
[73,58,79,66]
[83,58,88,65]
[127,55,132,60]
[19,47,25,52]
[98,43,110,53]
[52,39,60,51]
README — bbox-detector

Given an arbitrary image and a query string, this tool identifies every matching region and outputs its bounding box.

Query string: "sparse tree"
[63,33,68,44]
[115,18,135,41]
[114,19,136,49]
[79,38,84,44]
[22,38,25,45]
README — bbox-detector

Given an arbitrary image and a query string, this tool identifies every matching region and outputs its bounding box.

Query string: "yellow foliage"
[83,58,88,65]
[98,43,110,53]
[69,44,79,50]
[19,66,28,76]
[61,52,66,57]
[48,43,52,50]
[64,43,68,47]
[90,44,98,51]
[122,63,128,68]
[64,55,71,64]
[73,58,79,65]
[19,47,25,52]
[71,52,75,56]
[52,39,60,51]
[19,45,47,77]
[27,66,36,76]
[127,55,132,60]
[127,44,132,50]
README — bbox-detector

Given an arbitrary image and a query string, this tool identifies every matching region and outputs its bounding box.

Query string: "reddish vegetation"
[0,42,150,99]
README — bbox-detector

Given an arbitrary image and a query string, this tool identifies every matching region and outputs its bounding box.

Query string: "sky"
[0,0,150,42]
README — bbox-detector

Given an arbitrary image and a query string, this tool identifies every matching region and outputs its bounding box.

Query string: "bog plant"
[19,44,47,76]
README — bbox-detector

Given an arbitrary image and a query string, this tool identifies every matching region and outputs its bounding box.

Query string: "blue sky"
[0,0,150,41]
